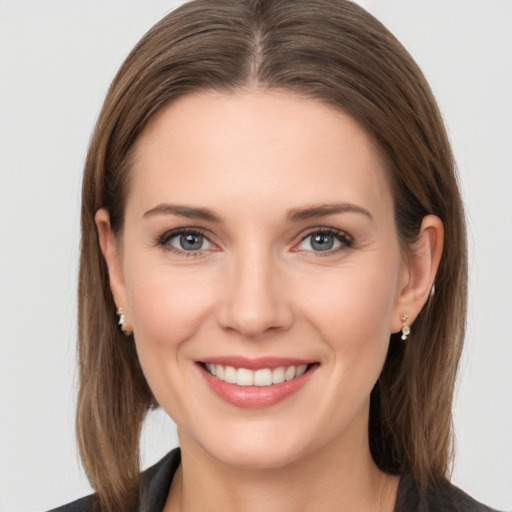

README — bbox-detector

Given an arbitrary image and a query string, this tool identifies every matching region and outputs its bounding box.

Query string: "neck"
[165,426,399,512]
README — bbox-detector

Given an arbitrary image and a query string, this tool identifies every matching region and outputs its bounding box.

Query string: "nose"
[216,251,294,339]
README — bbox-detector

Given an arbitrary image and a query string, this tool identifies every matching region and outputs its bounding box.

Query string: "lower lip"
[199,364,317,409]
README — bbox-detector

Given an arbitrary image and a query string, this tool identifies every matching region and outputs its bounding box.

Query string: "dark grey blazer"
[47,448,501,512]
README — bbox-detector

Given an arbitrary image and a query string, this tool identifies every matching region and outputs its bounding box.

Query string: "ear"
[95,209,129,322]
[391,215,444,332]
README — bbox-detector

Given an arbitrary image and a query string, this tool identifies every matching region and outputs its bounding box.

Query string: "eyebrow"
[286,203,373,222]
[143,203,223,223]
[143,202,372,224]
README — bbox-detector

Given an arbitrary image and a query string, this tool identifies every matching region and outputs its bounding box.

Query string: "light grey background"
[0,1,510,511]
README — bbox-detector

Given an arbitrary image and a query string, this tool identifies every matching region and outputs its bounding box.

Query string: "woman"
[49,0,500,511]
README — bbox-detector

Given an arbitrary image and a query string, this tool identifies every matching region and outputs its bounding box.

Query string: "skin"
[97,90,443,512]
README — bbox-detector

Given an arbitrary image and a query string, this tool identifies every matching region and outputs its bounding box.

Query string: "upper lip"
[198,356,316,370]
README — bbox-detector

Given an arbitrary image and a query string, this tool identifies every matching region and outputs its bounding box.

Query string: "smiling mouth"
[201,363,316,387]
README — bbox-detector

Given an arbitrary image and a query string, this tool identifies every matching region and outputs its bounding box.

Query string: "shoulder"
[45,448,181,512]
[396,473,503,512]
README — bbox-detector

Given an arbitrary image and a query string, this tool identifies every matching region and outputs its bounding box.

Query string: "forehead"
[127,89,393,219]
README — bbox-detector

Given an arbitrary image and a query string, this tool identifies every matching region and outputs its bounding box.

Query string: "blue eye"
[297,229,352,253]
[160,230,213,253]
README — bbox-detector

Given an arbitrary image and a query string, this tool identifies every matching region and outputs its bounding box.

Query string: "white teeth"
[284,366,296,381]
[272,367,285,384]
[224,366,237,384]
[236,368,254,386]
[254,368,273,386]
[204,363,311,387]
[296,365,307,377]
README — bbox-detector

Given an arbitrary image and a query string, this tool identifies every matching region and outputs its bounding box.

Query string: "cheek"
[124,262,219,415]
[300,263,398,347]
[312,268,398,410]
[126,262,216,353]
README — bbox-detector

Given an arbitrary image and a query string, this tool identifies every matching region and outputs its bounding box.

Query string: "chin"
[182,419,321,471]
[210,441,307,471]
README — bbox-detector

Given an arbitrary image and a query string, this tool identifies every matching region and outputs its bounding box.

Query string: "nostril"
[216,298,295,338]
[215,267,295,337]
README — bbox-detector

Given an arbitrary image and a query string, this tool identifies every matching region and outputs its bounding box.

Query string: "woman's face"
[103,90,412,469]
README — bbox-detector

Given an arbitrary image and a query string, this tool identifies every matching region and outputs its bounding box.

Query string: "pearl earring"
[400,314,410,341]
[116,307,131,335]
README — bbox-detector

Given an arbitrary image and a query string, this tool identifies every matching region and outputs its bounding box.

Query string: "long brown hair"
[77,0,467,509]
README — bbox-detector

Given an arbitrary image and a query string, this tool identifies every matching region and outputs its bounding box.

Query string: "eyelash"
[155,227,353,257]
[295,228,354,256]
[156,228,213,257]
